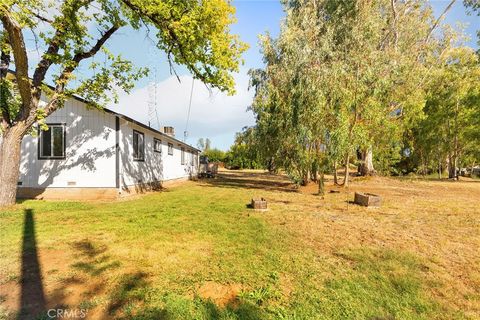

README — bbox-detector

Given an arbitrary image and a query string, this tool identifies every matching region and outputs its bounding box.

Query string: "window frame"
[168,143,174,156]
[181,147,185,165]
[153,138,162,153]
[38,123,66,160]
[133,129,145,162]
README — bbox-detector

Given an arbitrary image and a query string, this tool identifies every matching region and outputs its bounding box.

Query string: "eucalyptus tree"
[224,127,263,170]
[0,0,247,206]
[414,47,480,179]
[250,0,444,187]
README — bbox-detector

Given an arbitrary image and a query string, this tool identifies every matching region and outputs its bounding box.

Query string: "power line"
[184,77,194,142]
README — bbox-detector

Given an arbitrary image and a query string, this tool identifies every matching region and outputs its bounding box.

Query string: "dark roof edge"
[6,69,201,152]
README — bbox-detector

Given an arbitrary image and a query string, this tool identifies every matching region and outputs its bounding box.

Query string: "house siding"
[18,98,117,189]
[119,120,198,191]
[17,95,199,198]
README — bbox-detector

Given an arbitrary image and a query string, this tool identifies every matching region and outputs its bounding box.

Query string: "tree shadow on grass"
[17,209,46,320]
[122,297,267,320]
[13,214,266,319]
[200,171,297,193]
[104,276,267,320]
[107,271,150,316]
[69,240,121,277]
[46,238,123,315]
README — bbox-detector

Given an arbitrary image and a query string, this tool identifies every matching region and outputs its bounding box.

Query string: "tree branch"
[44,25,119,115]
[32,28,65,89]
[425,0,456,44]
[32,0,95,91]
[70,25,119,63]
[1,11,33,120]
[120,0,213,84]
[390,0,398,48]
[28,9,53,24]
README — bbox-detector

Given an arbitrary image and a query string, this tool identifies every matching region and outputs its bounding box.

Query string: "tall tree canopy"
[408,47,480,178]
[249,0,449,188]
[0,0,247,206]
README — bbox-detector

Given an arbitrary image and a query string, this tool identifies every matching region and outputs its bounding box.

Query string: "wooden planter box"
[354,192,382,207]
[251,198,267,210]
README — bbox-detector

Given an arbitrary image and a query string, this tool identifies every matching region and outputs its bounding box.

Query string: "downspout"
[115,116,120,193]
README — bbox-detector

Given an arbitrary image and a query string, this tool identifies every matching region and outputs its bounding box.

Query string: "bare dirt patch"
[197,281,243,307]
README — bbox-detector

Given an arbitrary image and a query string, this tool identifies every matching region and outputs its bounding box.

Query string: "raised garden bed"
[251,198,267,210]
[354,192,382,207]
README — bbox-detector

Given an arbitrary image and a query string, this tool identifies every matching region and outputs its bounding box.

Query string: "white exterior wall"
[19,98,117,188]
[119,120,198,189]
[17,96,198,192]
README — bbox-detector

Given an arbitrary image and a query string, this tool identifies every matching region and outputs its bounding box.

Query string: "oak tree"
[0,0,247,206]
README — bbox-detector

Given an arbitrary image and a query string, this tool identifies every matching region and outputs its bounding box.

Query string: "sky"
[23,1,480,151]
[107,1,286,151]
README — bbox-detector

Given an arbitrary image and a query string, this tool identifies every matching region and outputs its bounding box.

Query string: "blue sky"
[108,1,286,150]
[25,1,479,150]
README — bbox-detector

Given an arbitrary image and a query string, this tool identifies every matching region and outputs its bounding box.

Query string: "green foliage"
[406,46,480,176]
[0,79,20,130]
[0,0,247,128]
[224,128,264,170]
[202,148,226,163]
[464,0,480,14]
[144,0,249,95]
[248,0,442,183]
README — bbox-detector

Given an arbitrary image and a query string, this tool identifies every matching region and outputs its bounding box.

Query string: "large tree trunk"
[0,127,24,206]
[267,157,276,173]
[333,160,338,185]
[301,169,310,186]
[310,163,318,183]
[358,147,375,176]
[437,154,443,179]
[318,171,325,196]
[448,154,456,179]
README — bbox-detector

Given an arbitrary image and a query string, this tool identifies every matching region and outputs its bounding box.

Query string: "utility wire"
[184,77,194,142]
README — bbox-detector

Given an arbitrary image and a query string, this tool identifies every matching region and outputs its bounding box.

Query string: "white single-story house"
[15,92,200,200]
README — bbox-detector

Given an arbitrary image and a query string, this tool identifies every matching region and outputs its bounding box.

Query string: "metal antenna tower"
[147,47,160,129]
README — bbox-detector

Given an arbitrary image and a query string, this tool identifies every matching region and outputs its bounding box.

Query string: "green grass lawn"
[1,171,479,319]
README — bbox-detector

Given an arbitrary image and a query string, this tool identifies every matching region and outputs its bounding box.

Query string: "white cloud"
[109,71,255,150]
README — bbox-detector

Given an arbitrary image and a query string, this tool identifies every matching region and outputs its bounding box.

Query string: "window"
[181,147,185,165]
[133,130,145,161]
[38,124,65,159]
[154,138,162,153]
[168,143,173,155]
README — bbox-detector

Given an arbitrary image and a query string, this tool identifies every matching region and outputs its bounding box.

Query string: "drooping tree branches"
[249,0,463,185]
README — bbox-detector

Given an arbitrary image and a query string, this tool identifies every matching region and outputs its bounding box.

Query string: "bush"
[202,148,226,163]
